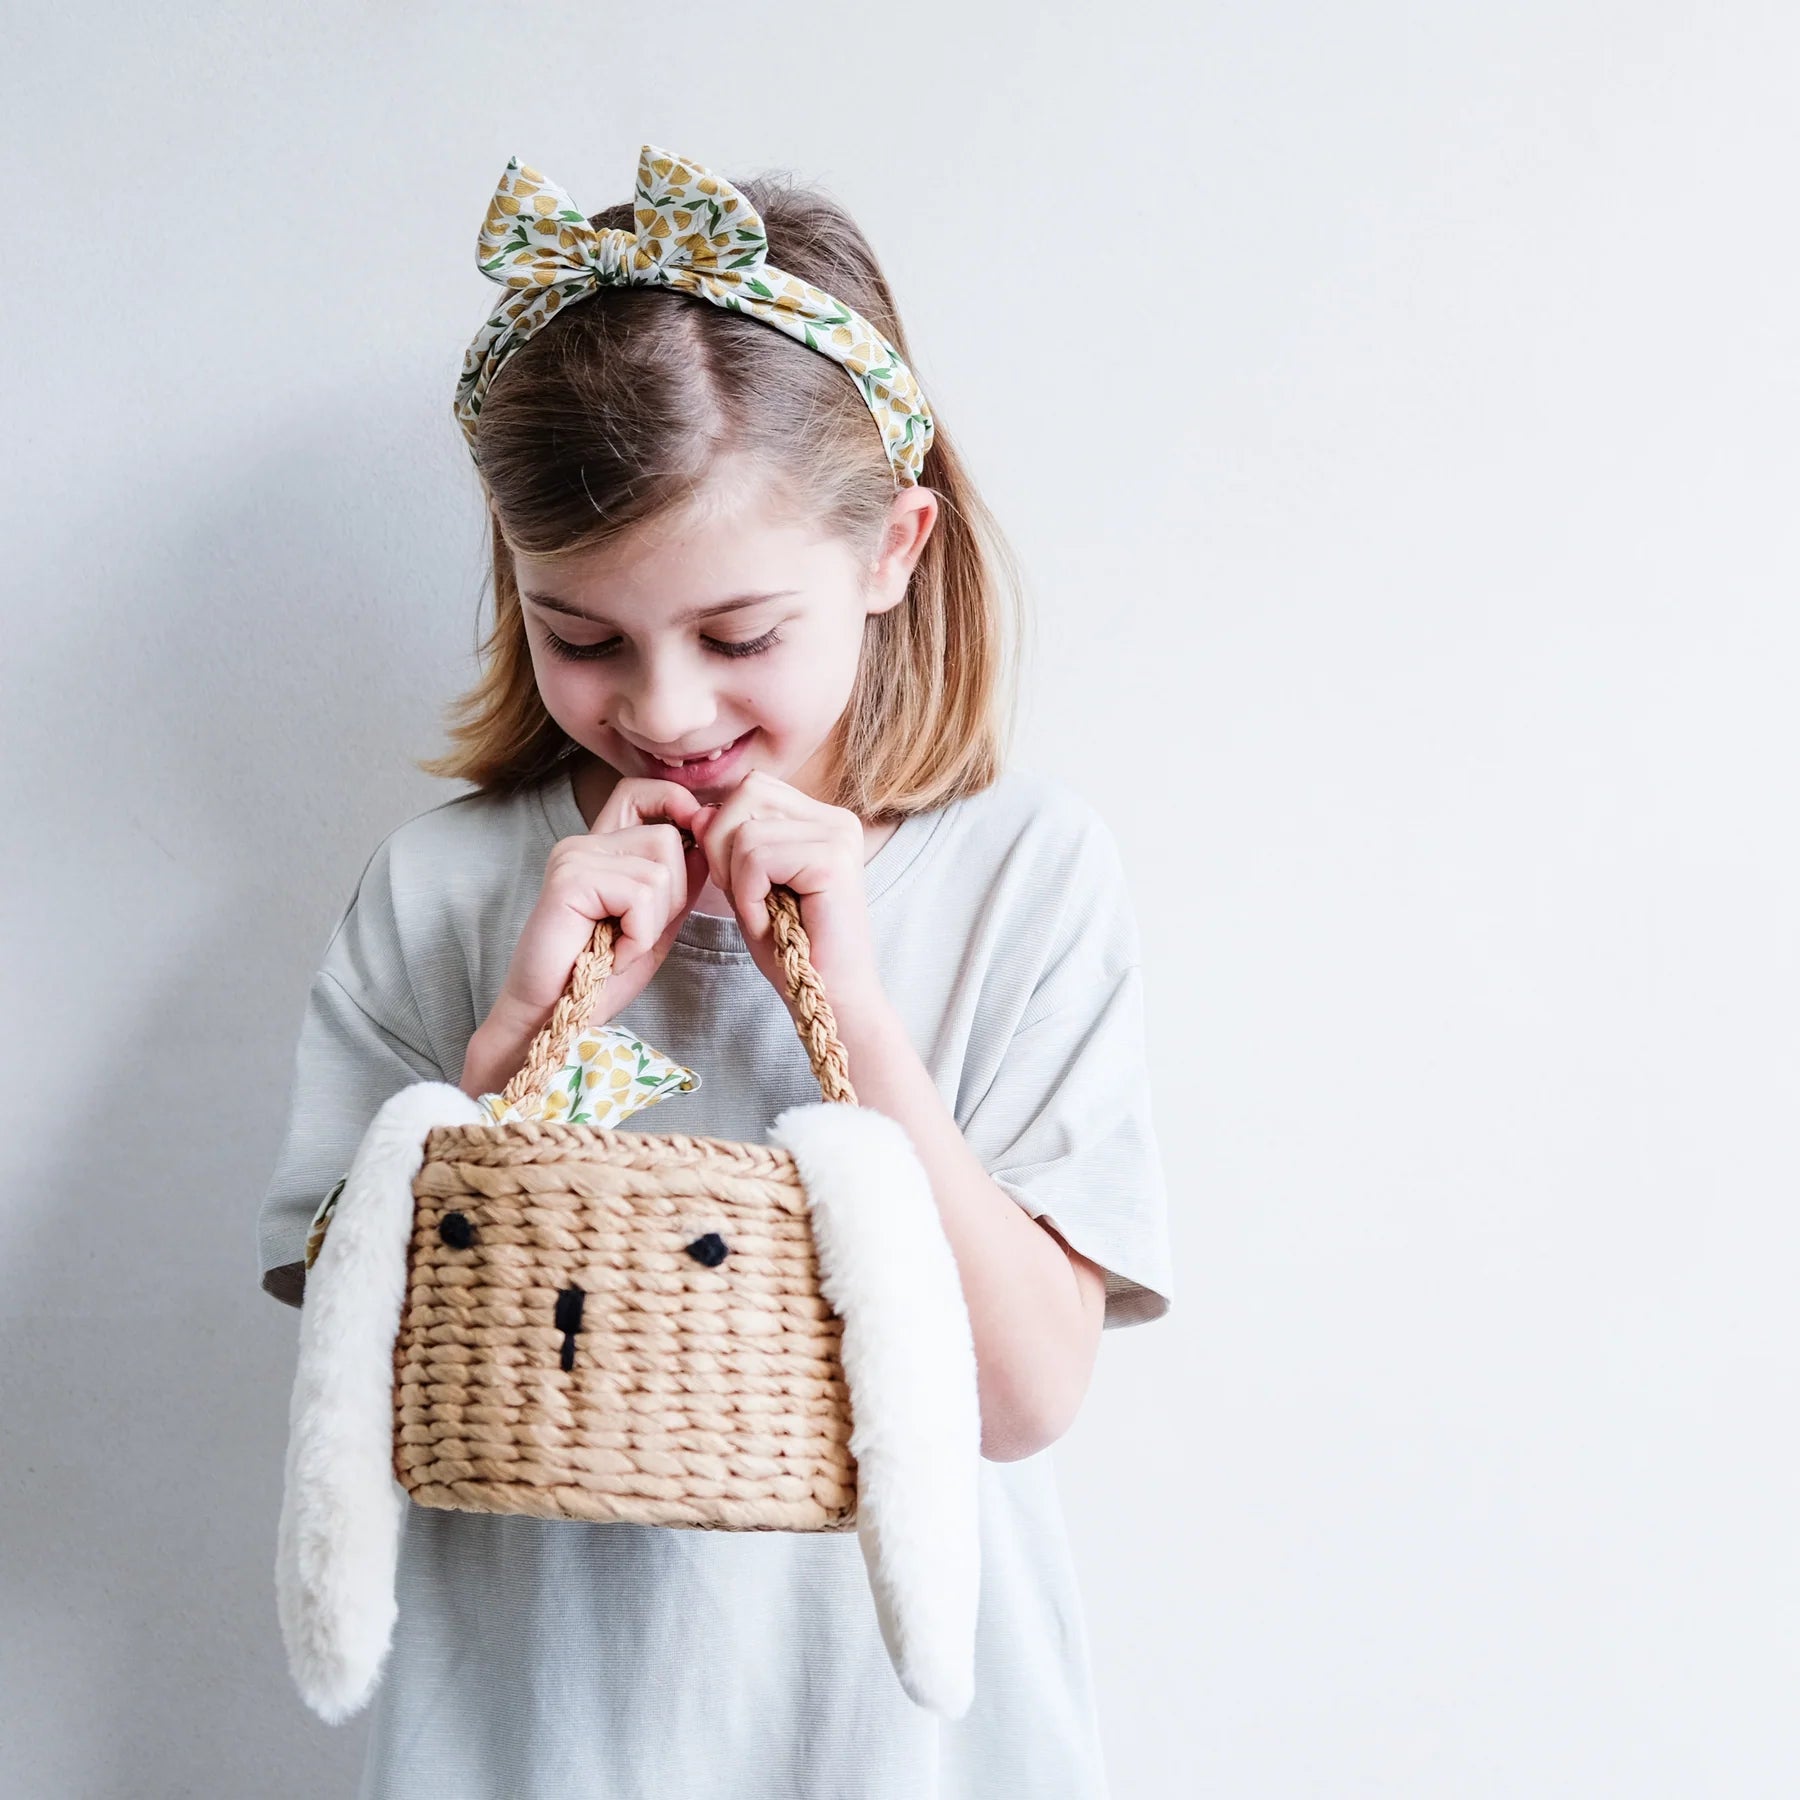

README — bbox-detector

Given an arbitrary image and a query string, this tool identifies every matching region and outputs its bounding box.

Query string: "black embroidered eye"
[438,1211,475,1250]
[685,1232,729,1267]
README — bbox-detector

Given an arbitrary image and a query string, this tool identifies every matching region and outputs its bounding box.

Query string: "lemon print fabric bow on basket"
[475,1022,700,1126]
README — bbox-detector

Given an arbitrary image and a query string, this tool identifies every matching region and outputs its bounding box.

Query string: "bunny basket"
[275,886,980,1725]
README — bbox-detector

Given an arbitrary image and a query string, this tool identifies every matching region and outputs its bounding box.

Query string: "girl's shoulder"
[366,776,558,882]
[929,764,1133,904]
[903,765,1141,978]
[357,775,558,888]
[312,777,559,973]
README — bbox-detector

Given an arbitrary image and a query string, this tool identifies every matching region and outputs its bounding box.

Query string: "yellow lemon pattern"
[454,143,935,488]
[474,1022,701,1128]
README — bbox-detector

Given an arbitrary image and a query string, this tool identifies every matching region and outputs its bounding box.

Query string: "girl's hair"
[416,161,1027,820]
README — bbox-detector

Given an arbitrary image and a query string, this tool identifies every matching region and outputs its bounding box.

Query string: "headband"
[453,143,935,488]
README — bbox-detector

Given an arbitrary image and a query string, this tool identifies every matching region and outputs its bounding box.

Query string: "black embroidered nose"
[438,1211,475,1250]
[555,1285,585,1372]
[685,1233,729,1268]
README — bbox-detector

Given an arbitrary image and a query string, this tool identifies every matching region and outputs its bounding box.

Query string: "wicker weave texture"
[394,1122,859,1531]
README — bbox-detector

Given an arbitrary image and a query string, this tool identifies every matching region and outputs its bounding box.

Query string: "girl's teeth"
[665,739,733,765]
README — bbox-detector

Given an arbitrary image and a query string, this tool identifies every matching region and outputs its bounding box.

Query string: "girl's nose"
[620,662,719,748]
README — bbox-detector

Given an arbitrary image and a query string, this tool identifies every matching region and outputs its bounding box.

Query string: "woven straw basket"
[395,884,860,1532]
[276,881,982,1726]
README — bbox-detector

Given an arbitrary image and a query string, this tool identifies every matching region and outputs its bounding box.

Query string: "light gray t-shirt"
[256,761,1175,1800]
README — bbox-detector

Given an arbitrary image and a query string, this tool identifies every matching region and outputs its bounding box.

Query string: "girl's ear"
[863,488,938,617]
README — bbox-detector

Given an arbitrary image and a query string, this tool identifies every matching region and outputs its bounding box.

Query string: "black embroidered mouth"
[539,1242,727,1373]
[555,1285,585,1371]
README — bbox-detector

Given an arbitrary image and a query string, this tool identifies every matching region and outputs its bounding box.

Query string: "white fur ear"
[768,1101,981,1719]
[275,1080,486,1724]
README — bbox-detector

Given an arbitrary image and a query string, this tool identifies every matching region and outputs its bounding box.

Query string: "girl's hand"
[695,769,888,1028]
[471,778,713,1084]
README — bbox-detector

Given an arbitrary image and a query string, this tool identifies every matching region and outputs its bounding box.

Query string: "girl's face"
[511,474,935,804]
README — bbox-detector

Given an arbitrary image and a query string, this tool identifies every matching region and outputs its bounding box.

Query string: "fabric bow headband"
[453,143,935,488]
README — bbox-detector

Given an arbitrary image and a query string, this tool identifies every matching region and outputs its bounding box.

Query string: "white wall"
[5,3,1795,1794]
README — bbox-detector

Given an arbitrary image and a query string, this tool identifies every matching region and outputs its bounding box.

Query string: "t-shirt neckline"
[534,762,947,959]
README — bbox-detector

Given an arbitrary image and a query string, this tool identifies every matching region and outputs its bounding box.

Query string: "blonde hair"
[416,160,1027,821]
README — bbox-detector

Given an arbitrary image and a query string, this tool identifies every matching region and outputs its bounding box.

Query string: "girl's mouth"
[640,730,753,788]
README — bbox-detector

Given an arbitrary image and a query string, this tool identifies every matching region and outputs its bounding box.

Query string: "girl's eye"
[540,626,784,663]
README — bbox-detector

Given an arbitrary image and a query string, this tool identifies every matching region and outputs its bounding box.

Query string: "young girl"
[258,143,1174,1800]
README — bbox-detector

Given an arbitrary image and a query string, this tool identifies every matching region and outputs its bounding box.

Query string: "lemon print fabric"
[475,1022,701,1127]
[454,143,934,488]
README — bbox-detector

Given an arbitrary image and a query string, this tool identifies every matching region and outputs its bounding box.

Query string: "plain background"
[5,4,1796,1795]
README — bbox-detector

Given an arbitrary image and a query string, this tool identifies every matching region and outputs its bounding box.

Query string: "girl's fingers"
[573,827,704,943]
[725,818,843,940]
[592,777,711,837]
[496,789,726,1047]
[597,863,676,971]
[546,851,665,968]
[696,772,834,897]
[613,820,694,914]
[652,855,708,956]
[583,821,696,890]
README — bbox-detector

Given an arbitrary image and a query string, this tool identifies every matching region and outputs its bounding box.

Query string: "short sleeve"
[254,854,449,1309]
[956,817,1175,1330]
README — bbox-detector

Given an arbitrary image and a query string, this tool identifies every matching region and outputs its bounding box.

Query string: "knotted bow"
[453,144,934,487]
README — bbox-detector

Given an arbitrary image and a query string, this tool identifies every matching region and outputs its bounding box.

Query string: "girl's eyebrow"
[520,590,797,627]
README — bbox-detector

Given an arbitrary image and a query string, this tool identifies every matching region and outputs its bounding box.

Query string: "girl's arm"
[686,773,1114,1461]
[837,996,1109,1463]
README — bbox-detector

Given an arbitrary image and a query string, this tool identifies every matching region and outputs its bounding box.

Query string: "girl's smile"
[629,727,757,790]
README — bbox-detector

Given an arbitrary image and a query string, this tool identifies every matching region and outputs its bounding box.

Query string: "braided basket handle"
[496,884,857,1113]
